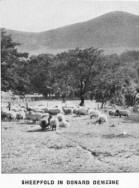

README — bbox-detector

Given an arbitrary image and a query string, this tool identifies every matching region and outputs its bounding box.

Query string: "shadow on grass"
[102,133,135,139]
[27,128,54,133]
[19,121,38,125]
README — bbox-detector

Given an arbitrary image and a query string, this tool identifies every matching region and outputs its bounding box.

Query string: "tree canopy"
[1,30,139,106]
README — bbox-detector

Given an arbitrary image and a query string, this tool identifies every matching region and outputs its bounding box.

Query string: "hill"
[6,11,139,55]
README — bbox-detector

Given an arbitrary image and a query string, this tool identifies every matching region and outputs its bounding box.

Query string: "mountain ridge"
[5,11,139,55]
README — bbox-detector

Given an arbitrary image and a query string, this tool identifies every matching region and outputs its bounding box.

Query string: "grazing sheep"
[73,108,78,114]
[25,111,42,122]
[115,110,129,117]
[73,107,89,116]
[1,110,17,121]
[89,109,100,119]
[1,111,9,121]
[1,108,13,121]
[95,113,108,124]
[109,110,116,116]
[133,106,139,113]
[59,120,70,128]
[13,109,26,120]
[1,111,6,120]
[57,113,65,122]
[8,111,17,120]
[11,108,18,112]
[16,113,23,120]
[62,107,73,115]
[48,108,61,115]
[42,107,49,113]
[56,113,70,128]
[40,113,51,130]
[20,111,26,119]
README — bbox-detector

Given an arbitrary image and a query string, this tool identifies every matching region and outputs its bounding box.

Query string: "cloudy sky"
[0,0,139,32]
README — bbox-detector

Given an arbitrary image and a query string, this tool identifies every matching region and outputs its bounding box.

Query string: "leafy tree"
[28,54,54,97]
[2,28,139,108]
[120,50,139,63]
[51,54,75,100]
[91,54,139,107]
[64,48,103,105]
[1,29,29,93]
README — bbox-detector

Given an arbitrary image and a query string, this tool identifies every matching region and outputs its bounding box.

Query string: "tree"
[64,48,103,105]
[1,29,29,93]
[51,54,75,100]
[91,54,139,107]
[28,54,54,98]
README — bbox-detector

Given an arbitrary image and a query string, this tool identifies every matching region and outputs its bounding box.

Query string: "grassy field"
[1,100,139,173]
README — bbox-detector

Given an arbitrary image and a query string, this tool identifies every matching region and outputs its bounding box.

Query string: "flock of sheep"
[1,101,130,131]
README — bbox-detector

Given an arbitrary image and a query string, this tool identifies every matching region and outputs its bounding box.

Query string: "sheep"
[94,113,108,124]
[2,106,27,121]
[109,109,129,118]
[42,107,49,113]
[8,111,17,120]
[25,111,42,123]
[73,108,78,114]
[14,109,26,120]
[62,107,73,115]
[19,105,26,109]
[20,111,26,119]
[73,107,89,116]
[1,108,13,121]
[109,110,117,116]
[16,112,24,120]
[49,117,58,131]
[2,105,42,122]
[133,106,139,113]
[56,113,70,128]
[48,108,61,115]
[36,109,45,113]
[40,113,51,130]
[1,111,9,121]
[89,109,100,119]
[57,113,65,122]
[11,108,18,112]
[115,110,129,118]
[58,120,70,128]
[2,110,17,121]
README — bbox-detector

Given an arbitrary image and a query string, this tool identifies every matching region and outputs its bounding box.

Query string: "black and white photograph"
[1,0,139,177]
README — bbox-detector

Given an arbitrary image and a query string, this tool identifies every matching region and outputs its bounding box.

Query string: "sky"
[0,0,139,32]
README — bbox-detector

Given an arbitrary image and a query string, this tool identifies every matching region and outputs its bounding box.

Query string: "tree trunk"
[62,93,66,103]
[79,80,86,106]
[80,94,85,106]
[101,97,105,108]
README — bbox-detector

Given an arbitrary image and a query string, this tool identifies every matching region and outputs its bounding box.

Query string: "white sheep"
[1,108,15,121]
[58,120,70,128]
[57,113,65,122]
[73,107,89,116]
[50,117,58,131]
[16,111,25,120]
[25,111,42,122]
[89,109,100,119]
[56,113,70,128]
[95,112,108,124]
[48,107,61,115]
[9,111,17,120]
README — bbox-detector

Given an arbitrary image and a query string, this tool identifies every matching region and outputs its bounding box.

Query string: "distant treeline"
[1,29,139,106]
